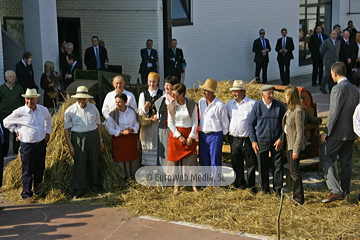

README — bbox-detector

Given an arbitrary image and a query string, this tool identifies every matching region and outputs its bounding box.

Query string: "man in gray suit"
[319,30,341,94]
[320,62,360,203]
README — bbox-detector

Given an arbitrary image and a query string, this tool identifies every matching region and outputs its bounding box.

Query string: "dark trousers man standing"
[312,58,323,86]
[255,57,268,84]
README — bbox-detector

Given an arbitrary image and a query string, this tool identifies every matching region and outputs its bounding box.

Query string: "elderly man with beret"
[248,85,286,197]
[4,88,52,199]
[64,86,104,199]
[198,78,229,185]
[225,80,257,193]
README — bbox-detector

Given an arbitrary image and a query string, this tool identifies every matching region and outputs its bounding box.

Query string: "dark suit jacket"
[139,48,158,73]
[351,42,360,68]
[166,48,184,77]
[60,52,81,79]
[84,46,108,70]
[339,38,353,62]
[344,27,358,42]
[275,36,294,61]
[15,60,38,91]
[308,33,328,59]
[252,38,271,63]
[326,79,360,140]
[320,38,341,66]
[63,61,81,91]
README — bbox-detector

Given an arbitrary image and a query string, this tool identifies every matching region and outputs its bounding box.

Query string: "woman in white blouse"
[167,83,198,194]
[106,93,140,178]
[138,72,163,166]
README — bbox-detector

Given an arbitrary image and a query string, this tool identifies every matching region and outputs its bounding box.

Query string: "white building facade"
[0,0,359,89]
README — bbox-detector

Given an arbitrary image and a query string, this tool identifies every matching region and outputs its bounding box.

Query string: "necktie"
[282,37,286,49]
[95,47,101,69]
[346,40,350,45]
[262,38,266,49]
[0,125,4,144]
[318,34,323,44]
[70,64,74,73]
[173,48,176,55]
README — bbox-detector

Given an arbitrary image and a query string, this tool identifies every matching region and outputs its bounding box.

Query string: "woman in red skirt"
[167,83,198,194]
[106,93,140,178]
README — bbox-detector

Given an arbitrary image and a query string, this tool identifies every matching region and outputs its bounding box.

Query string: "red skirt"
[168,127,197,162]
[112,133,139,162]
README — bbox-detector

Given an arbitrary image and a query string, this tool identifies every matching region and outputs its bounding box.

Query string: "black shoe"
[248,187,258,195]
[312,83,317,87]
[319,88,327,94]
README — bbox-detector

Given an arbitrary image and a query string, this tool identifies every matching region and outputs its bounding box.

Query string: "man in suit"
[15,52,38,92]
[319,30,341,93]
[308,24,327,87]
[84,36,108,71]
[320,62,360,203]
[139,39,158,84]
[343,20,357,42]
[165,39,184,82]
[60,42,81,80]
[333,24,343,41]
[64,53,81,91]
[339,30,354,83]
[252,29,271,84]
[275,28,295,85]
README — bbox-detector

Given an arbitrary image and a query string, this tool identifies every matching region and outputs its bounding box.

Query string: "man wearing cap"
[102,75,137,119]
[64,86,104,198]
[248,85,285,197]
[198,78,229,184]
[3,89,52,199]
[225,80,257,193]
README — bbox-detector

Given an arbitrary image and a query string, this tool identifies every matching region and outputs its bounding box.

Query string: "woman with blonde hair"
[138,72,164,166]
[282,86,306,205]
[40,61,60,114]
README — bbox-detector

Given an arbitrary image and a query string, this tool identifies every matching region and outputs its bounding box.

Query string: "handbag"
[47,90,59,100]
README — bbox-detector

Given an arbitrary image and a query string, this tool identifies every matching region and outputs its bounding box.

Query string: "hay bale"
[2,96,124,200]
[186,79,286,104]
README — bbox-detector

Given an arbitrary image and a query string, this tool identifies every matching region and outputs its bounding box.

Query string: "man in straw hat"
[3,88,52,199]
[198,78,229,186]
[225,80,257,193]
[248,85,285,197]
[64,86,104,199]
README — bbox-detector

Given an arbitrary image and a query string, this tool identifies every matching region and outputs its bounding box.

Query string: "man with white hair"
[102,75,137,119]
[0,70,23,156]
[4,88,52,199]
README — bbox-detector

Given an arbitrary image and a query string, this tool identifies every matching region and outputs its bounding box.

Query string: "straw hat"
[259,85,275,92]
[22,88,40,98]
[229,80,247,91]
[199,78,217,93]
[71,86,93,99]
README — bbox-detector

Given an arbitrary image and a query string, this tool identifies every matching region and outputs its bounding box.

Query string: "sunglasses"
[260,32,265,34]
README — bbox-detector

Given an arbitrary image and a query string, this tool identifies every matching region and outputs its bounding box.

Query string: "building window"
[299,0,332,66]
[172,0,192,26]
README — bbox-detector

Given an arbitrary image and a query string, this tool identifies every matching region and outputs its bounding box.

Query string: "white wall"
[56,0,164,84]
[172,0,311,87]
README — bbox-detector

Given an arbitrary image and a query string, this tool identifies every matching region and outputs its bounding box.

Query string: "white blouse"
[167,101,198,139]
[138,88,163,116]
[105,107,139,137]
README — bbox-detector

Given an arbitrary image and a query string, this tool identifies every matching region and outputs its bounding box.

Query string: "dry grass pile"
[2,96,124,202]
[187,79,286,103]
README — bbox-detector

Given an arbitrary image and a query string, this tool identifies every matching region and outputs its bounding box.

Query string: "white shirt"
[102,89,137,119]
[3,104,52,143]
[167,101,198,139]
[105,107,139,137]
[226,96,256,137]
[64,102,100,132]
[353,103,360,137]
[357,43,360,59]
[262,99,272,109]
[138,88,164,115]
[6,82,14,90]
[199,97,229,135]
[156,94,174,118]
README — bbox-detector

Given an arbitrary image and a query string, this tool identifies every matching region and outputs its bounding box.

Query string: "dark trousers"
[229,136,257,189]
[257,141,283,193]
[141,67,157,85]
[1,112,20,157]
[20,140,46,199]
[0,142,4,188]
[312,58,323,85]
[320,63,335,92]
[255,58,268,84]
[71,129,102,195]
[320,138,354,195]
[278,59,291,85]
[287,150,304,204]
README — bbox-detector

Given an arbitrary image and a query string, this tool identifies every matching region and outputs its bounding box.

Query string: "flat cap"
[260,85,275,92]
